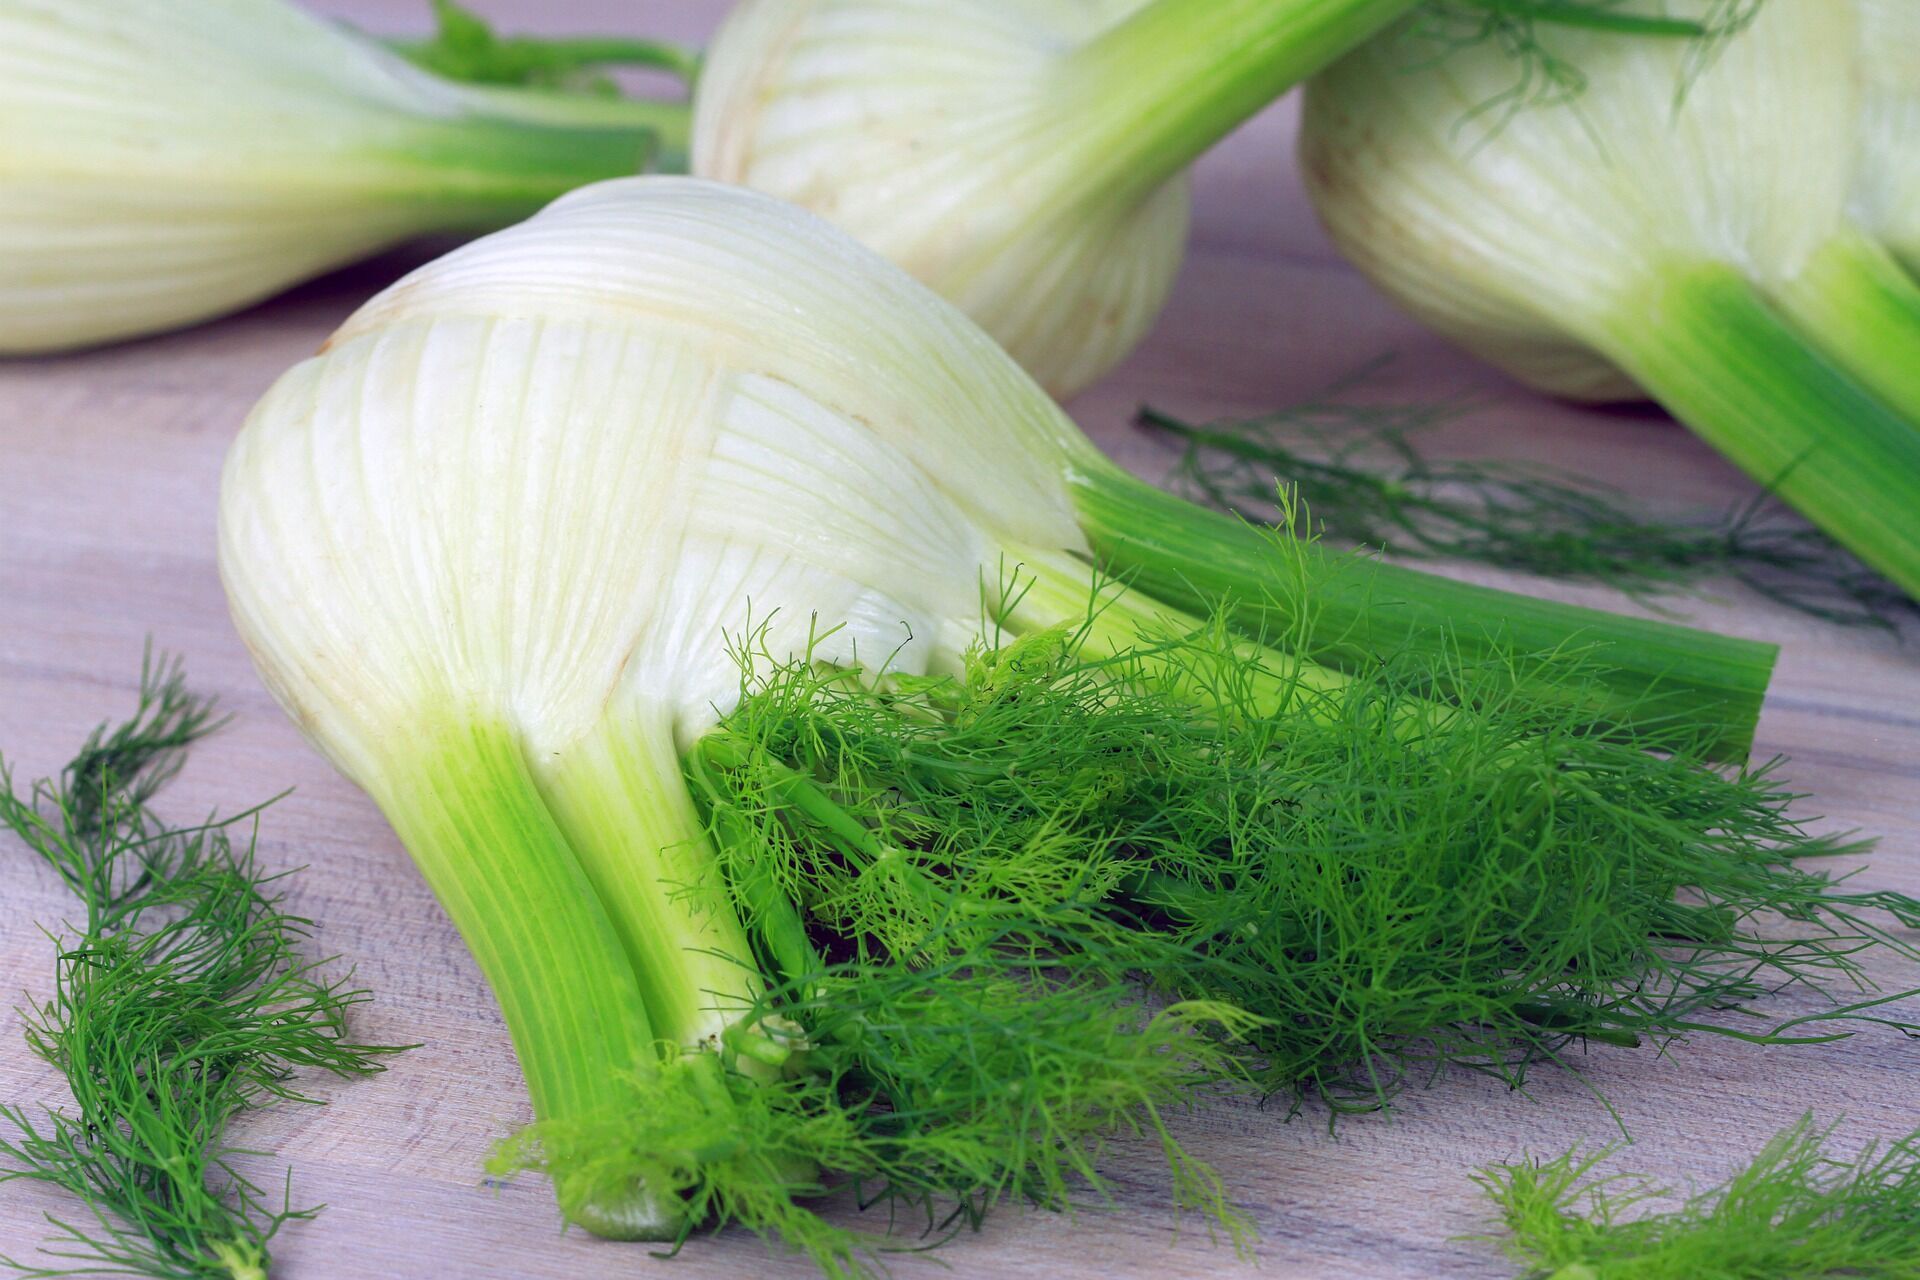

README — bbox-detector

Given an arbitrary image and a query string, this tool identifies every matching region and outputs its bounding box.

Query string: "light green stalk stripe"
[1060,0,1413,203]
[1603,262,1920,606]
[446,84,693,172]
[1774,229,1920,427]
[1068,464,1777,761]
[377,717,670,1238]
[367,96,665,229]
[537,716,763,1051]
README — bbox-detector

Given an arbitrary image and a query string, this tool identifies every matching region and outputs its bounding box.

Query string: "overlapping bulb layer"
[223,177,1088,785]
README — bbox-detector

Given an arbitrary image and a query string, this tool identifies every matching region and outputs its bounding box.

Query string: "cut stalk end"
[557,1175,683,1242]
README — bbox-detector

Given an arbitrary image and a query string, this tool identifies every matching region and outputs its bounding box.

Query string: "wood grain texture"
[2,2,1917,1277]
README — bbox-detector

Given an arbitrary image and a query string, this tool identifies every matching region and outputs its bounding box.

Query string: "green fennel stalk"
[0,0,702,354]
[692,0,1757,397]
[388,0,699,88]
[0,652,406,1280]
[384,0,698,169]
[1771,231,1920,426]
[1592,265,1920,604]
[1067,469,1775,761]
[368,717,665,1235]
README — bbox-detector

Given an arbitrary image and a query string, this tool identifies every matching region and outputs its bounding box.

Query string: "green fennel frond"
[0,649,408,1280]
[385,0,699,95]
[1145,365,1914,631]
[493,562,1920,1276]
[702,603,1920,1108]
[493,983,1256,1280]
[1475,1114,1920,1277]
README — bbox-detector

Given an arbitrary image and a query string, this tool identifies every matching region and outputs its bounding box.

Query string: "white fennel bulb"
[224,177,1090,788]
[1301,0,1920,599]
[0,0,672,353]
[692,0,1419,397]
[220,175,1107,1236]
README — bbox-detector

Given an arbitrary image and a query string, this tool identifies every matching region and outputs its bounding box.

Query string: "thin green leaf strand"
[1146,368,1913,631]
[1410,1,1765,129]
[386,0,700,95]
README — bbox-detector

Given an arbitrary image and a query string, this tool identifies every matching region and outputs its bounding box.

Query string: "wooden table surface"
[4,3,1918,1277]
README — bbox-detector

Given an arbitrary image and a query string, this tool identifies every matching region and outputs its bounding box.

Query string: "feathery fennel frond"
[386,0,699,95]
[1475,1115,1920,1278]
[0,651,407,1280]
[698,601,1919,1110]
[495,569,1920,1275]
[1146,365,1913,631]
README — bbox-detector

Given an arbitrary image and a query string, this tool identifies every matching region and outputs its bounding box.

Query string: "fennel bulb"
[0,0,681,354]
[1301,0,1920,599]
[691,0,1414,397]
[688,0,1756,398]
[219,176,1780,1246]
[218,174,1132,1237]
